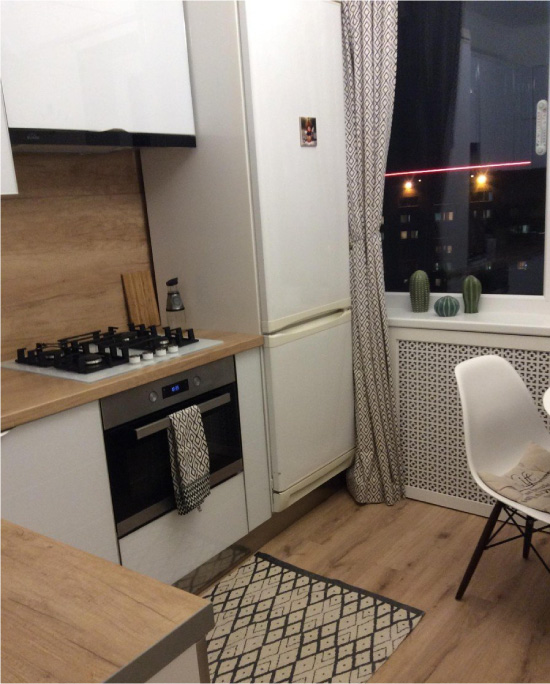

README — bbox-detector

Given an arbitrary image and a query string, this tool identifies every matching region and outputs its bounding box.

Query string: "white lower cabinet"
[1,351,270,581]
[1,82,18,195]
[1,402,119,563]
[119,473,249,585]
[235,348,272,529]
[146,644,204,683]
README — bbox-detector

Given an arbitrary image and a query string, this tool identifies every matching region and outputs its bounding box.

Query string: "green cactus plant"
[409,270,430,312]
[462,275,482,313]
[434,295,460,317]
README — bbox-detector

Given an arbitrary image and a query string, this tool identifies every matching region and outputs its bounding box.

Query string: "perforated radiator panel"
[397,341,550,504]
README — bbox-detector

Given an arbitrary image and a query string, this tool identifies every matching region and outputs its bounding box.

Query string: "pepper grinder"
[165,278,187,330]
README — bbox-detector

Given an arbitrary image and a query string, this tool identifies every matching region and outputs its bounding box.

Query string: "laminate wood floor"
[259,490,550,683]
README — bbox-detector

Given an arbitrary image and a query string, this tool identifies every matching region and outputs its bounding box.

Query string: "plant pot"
[409,270,430,312]
[462,275,482,313]
[434,295,460,317]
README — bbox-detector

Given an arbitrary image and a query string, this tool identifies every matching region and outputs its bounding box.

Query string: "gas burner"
[15,325,199,375]
[84,354,103,366]
[42,349,63,361]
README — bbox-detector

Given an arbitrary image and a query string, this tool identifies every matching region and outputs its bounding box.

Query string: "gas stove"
[4,325,223,383]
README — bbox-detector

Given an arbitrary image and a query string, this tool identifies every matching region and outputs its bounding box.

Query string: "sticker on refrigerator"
[300,117,317,147]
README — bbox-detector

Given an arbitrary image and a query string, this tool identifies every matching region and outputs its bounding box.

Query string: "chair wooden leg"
[456,501,504,601]
[523,516,535,559]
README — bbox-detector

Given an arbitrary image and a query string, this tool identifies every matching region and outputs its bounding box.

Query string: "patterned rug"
[205,553,423,683]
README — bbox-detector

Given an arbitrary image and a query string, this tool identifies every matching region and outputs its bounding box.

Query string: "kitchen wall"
[1,150,155,360]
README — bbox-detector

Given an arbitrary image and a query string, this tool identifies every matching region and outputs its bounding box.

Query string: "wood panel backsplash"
[1,151,156,360]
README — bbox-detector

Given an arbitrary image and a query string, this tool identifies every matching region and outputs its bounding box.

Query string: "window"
[382,1,548,295]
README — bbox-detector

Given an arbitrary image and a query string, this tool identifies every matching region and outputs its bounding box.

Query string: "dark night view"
[382,1,548,295]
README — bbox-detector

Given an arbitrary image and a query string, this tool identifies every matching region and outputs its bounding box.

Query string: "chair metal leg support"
[456,500,504,601]
[523,516,535,560]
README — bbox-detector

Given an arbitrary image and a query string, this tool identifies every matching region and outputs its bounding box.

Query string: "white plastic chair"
[454,355,550,599]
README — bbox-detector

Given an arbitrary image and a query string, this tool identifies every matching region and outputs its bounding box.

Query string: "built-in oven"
[101,356,243,538]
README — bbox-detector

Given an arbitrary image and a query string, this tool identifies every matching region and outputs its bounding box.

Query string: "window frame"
[385,13,550,330]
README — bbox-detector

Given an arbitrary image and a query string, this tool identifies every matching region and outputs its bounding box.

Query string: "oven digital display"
[161,379,190,399]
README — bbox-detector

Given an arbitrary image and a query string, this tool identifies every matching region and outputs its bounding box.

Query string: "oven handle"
[134,392,232,441]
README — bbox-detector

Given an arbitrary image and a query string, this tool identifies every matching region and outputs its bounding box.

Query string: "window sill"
[386,293,550,336]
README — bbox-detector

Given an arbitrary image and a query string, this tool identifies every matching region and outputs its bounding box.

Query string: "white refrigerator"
[241,2,355,510]
[142,0,355,512]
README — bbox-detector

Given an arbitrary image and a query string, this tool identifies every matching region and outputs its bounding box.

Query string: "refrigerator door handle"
[264,309,351,348]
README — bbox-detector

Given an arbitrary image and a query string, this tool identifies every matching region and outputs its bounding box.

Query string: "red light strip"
[384,161,532,177]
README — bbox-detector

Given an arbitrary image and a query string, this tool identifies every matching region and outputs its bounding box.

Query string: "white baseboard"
[405,486,548,532]
[405,486,494,518]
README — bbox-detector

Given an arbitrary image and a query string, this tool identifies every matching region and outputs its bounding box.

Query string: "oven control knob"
[149,391,159,403]
[193,376,201,387]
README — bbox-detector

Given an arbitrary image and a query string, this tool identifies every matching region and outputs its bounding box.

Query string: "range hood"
[1,1,196,150]
[9,128,196,150]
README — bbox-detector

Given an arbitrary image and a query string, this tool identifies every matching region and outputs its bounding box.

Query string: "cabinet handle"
[536,100,548,155]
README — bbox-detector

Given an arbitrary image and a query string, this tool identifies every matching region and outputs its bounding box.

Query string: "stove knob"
[155,348,167,357]
[142,351,154,361]
[149,391,158,403]
[129,355,141,364]
[193,376,201,387]
[167,344,179,354]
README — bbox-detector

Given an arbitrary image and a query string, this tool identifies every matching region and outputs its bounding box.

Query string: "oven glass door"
[104,383,242,537]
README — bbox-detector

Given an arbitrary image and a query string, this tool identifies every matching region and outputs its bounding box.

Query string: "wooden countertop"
[1,520,214,683]
[1,330,263,430]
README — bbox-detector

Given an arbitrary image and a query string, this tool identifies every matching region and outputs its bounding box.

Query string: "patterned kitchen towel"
[168,405,211,514]
[479,441,550,514]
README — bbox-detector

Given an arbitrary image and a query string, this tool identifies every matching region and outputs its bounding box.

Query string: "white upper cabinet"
[1,1,195,145]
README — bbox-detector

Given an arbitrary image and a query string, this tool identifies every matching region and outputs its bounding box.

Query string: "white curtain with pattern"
[341,0,403,505]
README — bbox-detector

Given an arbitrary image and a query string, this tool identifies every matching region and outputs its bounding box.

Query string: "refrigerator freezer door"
[263,310,355,503]
[241,2,350,333]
